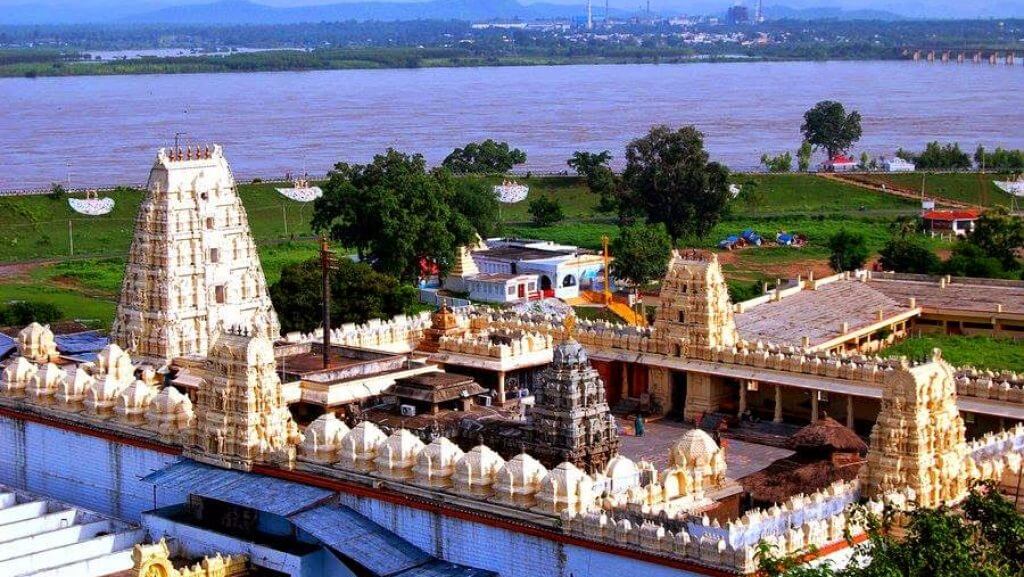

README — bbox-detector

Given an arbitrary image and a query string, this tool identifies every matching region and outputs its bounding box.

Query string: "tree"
[48,183,66,201]
[761,152,793,173]
[0,301,63,327]
[859,152,870,170]
[942,243,1015,279]
[269,257,418,334]
[621,125,731,241]
[311,149,489,282]
[967,207,1024,271]
[758,483,1024,577]
[528,196,564,226]
[879,236,939,274]
[567,150,612,178]
[610,222,672,291]
[441,139,526,174]
[568,150,619,212]
[800,101,863,160]
[827,229,869,272]
[738,179,766,216]
[797,141,813,172]
[912,141,972,170]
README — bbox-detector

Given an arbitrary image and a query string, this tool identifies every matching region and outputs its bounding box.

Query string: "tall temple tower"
[111,145,280,365]
[184,327,300,471]
[525,318,619,474]
[654,250,738,355]
[861,351,968,507]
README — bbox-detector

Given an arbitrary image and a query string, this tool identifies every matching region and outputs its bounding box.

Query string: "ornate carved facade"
[111,145,279,365]
[524,327,619,474]
[860,350,969,507]
[654,250,738,354]
[184,328,300,470]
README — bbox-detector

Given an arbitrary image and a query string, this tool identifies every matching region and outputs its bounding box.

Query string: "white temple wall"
[339,493,709,577]
[0,414,181,521]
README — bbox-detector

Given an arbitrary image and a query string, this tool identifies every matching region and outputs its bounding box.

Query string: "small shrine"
[523,315,620,473]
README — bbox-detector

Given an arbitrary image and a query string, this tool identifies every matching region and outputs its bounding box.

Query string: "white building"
[882,157,916,172]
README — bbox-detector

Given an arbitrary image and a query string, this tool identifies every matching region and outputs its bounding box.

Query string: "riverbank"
[2,47,898,79]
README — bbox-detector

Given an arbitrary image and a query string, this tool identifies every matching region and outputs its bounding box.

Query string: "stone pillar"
[846,395,855,429]
[773,385,783,423]
[810,391,819,422]
[621,363,630,400]
[737,381,748,418]
[496,371,506,406]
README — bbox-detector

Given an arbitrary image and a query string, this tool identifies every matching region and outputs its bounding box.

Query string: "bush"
[48,183,66,201]
[760,152,792,173]
[0,301,64,326]
[528,196,564,227]
[941,243,1016,279]
[827,229,870,272]
[906,141,972,170]
[879,236,939,274]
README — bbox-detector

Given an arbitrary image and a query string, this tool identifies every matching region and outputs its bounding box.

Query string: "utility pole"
[587,0,593,30]
[601,235,612,305]
[319,235,336,369]
[68,220,74,257]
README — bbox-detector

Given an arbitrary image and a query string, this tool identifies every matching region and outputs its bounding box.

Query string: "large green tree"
[801,101,863,160]
[760,483,1024,577]
[568,149,618,211]
[621,125,731,241]
[441,139,526,174]
[269,257,418,334]
[610,222,672,290]
[311,149,495,282]
[827,229,870,272]
[967,207,1024,271]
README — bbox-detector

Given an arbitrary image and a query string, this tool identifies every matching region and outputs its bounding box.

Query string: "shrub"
[528,196,565,227]
[827,229,870,272]
[0,301,64,326]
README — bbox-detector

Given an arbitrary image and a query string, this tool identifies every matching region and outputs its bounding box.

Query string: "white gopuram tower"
[111,145,280,365]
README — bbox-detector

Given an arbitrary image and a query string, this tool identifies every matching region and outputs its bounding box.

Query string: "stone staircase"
[0,486,145,577]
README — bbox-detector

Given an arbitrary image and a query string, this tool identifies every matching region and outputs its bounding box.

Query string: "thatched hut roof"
[741,459,862,507]
[787,417,867,456]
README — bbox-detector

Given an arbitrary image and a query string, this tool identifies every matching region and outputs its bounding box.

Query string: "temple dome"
[17,322,57,363]
[604,455,640,485]
[413,437,465,488]
[300,413,350,463]
[670,429,720,469]
[375,429,425,471]
[534,461,595,514]
[341,421,387,455]
[95,344,135,382]
[552,339,588,367]
[494,453,548,502]
[453,445,505,496]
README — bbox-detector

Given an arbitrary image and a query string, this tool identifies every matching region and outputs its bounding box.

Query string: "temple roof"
[787,417,867,455]
[735,279,912,347]
[390,373,487,404]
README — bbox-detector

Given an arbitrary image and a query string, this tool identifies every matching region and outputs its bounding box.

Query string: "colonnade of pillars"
[738,380,857,428]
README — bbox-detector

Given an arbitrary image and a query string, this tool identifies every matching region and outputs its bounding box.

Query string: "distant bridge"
[902,48,1023,66]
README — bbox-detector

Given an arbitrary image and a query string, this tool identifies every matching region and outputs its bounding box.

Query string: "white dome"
[342,421,387,454]
[495,453,548,492]
[413,438,465,488]
[604,455,639,480]
[453,445,505,494]
[376,429,425,468]
[670,429,720,469]
[118,379,156,410]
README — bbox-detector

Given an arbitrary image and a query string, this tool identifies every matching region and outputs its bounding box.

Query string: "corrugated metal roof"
[397,560,498,577]
[141,460,334,517]
[54,331,109,355]
[290,504,431,576]
[0,333,15,360]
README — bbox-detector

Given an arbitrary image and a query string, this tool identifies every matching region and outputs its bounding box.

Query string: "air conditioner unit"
[478,395,492,407]
[400,404,417,417]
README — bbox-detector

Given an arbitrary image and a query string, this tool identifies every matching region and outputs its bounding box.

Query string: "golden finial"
[563,313,577,341]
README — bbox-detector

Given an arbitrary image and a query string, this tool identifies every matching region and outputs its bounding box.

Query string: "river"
[1,60,1022,189]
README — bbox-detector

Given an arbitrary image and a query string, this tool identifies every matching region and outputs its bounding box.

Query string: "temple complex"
[1,145,1023,577]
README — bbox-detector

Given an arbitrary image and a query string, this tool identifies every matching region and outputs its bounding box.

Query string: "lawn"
[475,175,597,223]
[884,335,1024,373]
[730,173,918,215]
[0,182,315,262]
[855,172,1018,208]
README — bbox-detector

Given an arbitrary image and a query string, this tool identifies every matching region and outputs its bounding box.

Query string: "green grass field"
[885,335,1024,373]
[0,183,315,262]
[0,173,944,329]
[856,172,1018,208]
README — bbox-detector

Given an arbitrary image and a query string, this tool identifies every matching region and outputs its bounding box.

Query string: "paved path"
[617,418,793,480]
